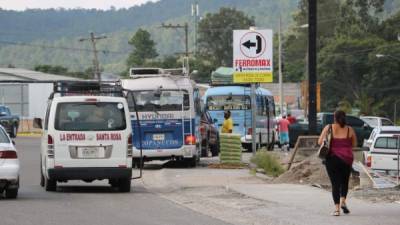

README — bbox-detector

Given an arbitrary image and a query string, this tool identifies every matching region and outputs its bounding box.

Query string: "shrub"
[251,151,285,177]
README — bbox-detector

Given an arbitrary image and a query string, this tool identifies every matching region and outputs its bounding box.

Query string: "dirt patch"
[273,154,359,189]
[207,163,246,169]
[351,187,400,203]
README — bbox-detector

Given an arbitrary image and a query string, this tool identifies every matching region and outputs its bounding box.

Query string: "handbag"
[318,124,332,159]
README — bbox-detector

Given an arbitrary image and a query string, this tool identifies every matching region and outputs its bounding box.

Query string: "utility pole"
[308,0,317,135]
[161,23,190,75]
[192,2,199,56]
[278,14,284,116]
[79,32,107,83]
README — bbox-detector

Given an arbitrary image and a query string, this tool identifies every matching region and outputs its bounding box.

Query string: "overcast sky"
[0,0,159,11]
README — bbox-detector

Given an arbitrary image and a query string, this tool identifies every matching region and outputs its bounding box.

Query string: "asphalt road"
[0,137,230,225]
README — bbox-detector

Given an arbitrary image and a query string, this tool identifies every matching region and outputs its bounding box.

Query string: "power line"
[0,40,130,55]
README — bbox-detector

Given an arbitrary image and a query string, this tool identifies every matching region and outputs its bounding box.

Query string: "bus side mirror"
[33,118,43,129]
[213,118,218,124]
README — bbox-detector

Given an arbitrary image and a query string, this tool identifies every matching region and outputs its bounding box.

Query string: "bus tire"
[267,133,275,151]
[210,143,219,157]
[185,157,197,168]
[201,140,208,157]
[45,177,57,192]
[118,178,131,192]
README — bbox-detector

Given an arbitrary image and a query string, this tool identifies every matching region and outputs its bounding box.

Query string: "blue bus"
[120,68,201,167]
[203,85,276,151]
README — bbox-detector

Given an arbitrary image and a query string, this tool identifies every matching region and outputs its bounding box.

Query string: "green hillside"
[0,0,299,73]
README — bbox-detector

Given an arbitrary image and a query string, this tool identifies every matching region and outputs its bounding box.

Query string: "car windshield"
[0,127,10,143]
[374,137,399,149]
[55,102,126,131]
[127,90,189,112]
[206,95,250,111]
[362,118,378,127]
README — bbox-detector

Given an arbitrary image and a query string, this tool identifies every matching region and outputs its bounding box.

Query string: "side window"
[264,97,268,116]
[382,119,394,126]
[375,137,399,149]
[347,116,364,127]
[268,96,276,117]
[183,93,190,111]
[256,95,263,116]
[193,89,201,115]
[6,107,11,115]
[44,102,52,130]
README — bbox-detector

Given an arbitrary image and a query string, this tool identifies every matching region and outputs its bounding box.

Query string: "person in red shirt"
[287,113,297,124]
[277,115,290,151]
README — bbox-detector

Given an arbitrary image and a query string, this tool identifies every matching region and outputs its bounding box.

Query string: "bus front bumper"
[132,146,197,159]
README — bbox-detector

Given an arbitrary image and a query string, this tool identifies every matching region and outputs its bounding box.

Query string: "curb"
[17,132,42,137]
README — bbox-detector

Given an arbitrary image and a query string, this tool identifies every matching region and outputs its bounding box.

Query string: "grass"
[251,151,285,177]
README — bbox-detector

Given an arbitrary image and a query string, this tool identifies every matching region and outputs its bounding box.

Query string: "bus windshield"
[127,90,189,112]
[206,95,250,111]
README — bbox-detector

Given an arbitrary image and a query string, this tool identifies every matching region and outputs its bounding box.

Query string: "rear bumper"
[48,167,132,180]
[0,162,19,180]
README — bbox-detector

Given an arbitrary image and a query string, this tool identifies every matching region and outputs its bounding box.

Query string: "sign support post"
[251,84,257,154]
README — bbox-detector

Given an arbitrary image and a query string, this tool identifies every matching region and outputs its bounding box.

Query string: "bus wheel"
[185,157,197,168]
[201,140,208,157]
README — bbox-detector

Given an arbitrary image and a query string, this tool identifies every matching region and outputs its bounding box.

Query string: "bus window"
[127,90,189,112]
[206,95,251,111]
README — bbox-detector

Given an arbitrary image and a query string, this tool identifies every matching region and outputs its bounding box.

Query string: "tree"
[198,7,255,68]
[126,28,158,67]
[282,0,341,82]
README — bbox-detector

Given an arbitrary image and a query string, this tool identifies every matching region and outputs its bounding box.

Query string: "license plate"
[78,147,100,158]
[153,134,165,141]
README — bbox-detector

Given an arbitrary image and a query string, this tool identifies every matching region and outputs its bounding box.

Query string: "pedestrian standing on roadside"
[318,110,357,216]
[221,110,233,133]
[277,115,290,151]
[287,113,297,124]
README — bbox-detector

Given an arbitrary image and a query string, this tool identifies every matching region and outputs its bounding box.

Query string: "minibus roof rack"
[49,81,123,99]
[129,67,187,78]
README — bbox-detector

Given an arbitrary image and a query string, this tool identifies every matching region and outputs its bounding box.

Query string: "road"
[0,137,229,225]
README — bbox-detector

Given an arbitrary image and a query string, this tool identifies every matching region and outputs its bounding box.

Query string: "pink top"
[330,127,354,165]
[278,119,290,132]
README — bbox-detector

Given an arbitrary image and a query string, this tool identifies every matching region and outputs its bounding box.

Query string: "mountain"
[0,0,298,73]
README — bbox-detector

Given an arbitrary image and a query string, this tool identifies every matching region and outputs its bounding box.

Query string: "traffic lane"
[0,137,230,225]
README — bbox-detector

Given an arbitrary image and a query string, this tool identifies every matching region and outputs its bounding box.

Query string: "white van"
[36,82,133,192]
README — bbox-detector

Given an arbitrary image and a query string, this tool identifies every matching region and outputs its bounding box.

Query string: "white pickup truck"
[366,132,400,174]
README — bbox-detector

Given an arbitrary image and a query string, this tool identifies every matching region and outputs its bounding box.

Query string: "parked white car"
[0,125,19,199]
[360,116,394,128]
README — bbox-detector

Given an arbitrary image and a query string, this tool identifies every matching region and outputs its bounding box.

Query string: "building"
[0,68,80,120]
[261,82,302,110]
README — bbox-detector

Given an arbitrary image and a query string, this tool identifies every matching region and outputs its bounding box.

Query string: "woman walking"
[318,110,357,216]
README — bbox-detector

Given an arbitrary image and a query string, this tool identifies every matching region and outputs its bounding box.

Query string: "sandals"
[341,204,350,214]
[332,210,340,216]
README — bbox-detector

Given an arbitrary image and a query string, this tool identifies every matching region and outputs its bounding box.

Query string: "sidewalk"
[141,159,400,225]
[230,183,400,225]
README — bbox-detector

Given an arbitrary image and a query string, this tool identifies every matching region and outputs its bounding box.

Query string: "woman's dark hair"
[334,110,346,128]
